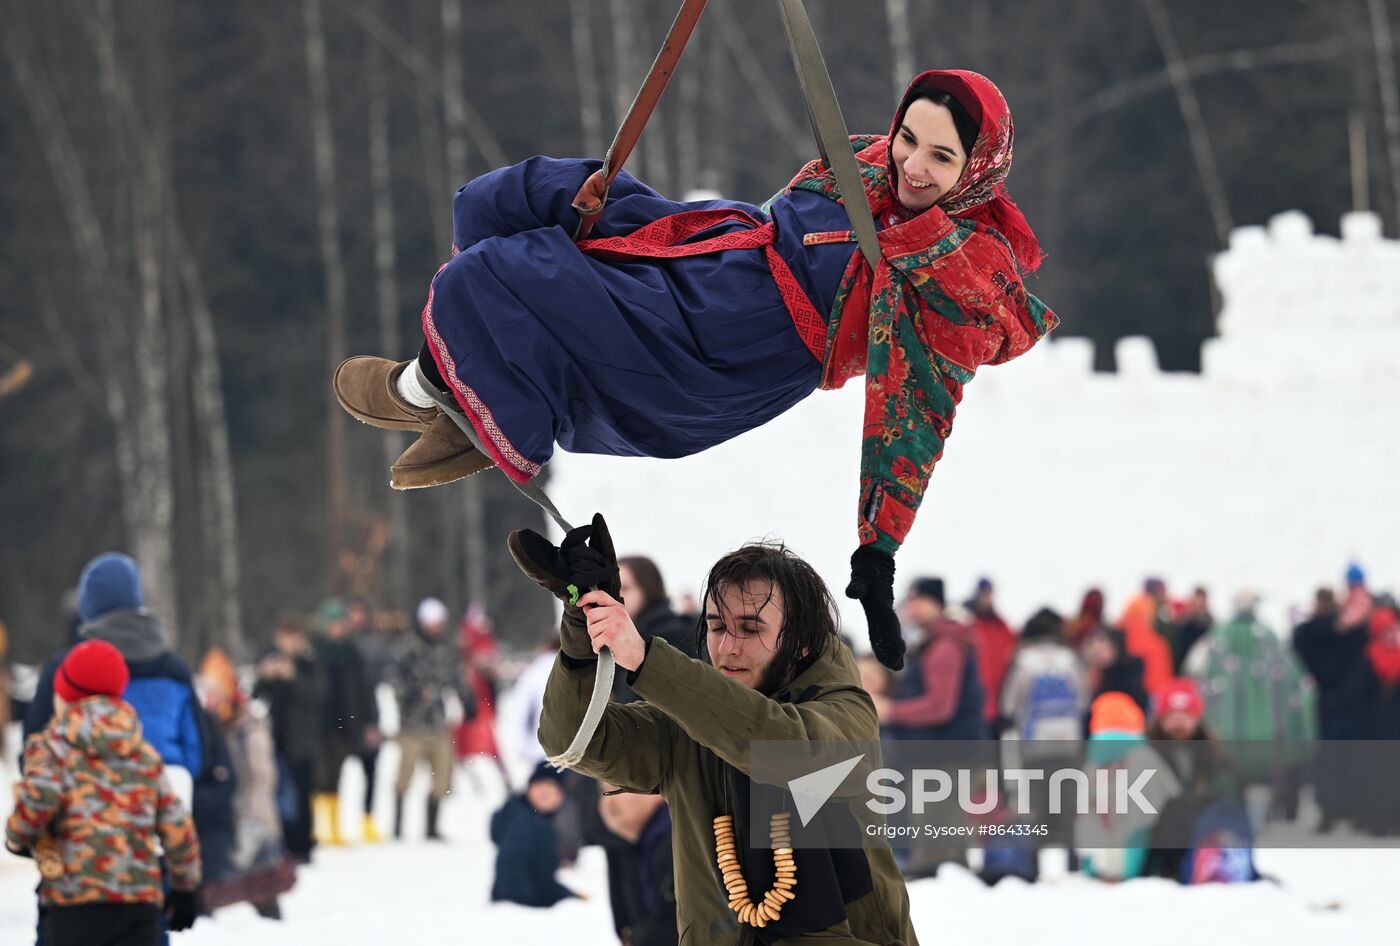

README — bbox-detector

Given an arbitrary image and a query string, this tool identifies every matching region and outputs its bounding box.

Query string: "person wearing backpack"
[1000,608,1089,742]
[998,608,1089,856]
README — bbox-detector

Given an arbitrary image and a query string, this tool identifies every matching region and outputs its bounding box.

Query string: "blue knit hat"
[1346,562,1366,587]
[77,552,144,622]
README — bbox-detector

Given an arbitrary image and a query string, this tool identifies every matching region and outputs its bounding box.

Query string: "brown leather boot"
[334,356,439,432]
[390,414,494,490]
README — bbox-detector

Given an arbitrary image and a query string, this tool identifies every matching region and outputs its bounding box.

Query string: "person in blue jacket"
[489,763,580,908]
[24,552,207,782]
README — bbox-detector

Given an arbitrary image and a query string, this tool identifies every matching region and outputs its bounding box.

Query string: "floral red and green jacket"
[767,135,1059,555]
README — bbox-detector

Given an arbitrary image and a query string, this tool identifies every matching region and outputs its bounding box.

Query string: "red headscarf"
[887,70,1044,273]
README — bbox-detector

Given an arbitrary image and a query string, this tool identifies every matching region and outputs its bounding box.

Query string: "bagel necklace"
[713,812,796,928]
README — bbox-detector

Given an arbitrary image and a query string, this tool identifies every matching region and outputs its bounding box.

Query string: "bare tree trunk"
[713,1,809,161]
[440,0,486,608]
[440,0,470,182]
[1351,109,1372,211]
[82,0,247,655]
[5,19,145,550]
[570,0,606,156]
[304,0,351,579]
[89,0,178,637]
[366,13,411,610]
[128,91,178,641]
[1367,0,1400,231]
[1039,24,1072,304]
[704,17,731,193]
[607,0,641,176]
[336,0,506,174]
[676,37,701,194]
[413,11,452,257]
[884,0,916,103]
[969,0,991,70]
[178,251,247,659]
[608,0,672,192]
[1141,0,1234,246]
[1020,34,1356,161]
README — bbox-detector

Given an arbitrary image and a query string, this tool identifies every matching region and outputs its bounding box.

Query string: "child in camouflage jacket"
[5,640,203,945]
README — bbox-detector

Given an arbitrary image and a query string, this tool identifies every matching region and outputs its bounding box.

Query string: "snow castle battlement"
[997,210,1400,393]
[1206,210,1400,390]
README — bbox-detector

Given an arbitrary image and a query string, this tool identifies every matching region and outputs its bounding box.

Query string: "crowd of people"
[1,549,515,943]
[3,547,1398,945]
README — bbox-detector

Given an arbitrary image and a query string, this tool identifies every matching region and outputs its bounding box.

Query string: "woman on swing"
[335,70,1058,669]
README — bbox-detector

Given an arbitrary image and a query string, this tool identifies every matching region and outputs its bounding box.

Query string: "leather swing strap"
[571,0,710,240]
[772,0,882,270]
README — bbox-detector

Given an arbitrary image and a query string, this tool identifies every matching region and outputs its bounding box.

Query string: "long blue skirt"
[421,156,852,482]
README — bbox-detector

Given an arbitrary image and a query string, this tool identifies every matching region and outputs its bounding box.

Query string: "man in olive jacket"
[537,541,917,946]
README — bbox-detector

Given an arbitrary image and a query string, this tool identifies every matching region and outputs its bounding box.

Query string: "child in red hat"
[6,640,204,946]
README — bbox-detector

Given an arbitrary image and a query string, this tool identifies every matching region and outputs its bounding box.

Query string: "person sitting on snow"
[489,762,581,908]
[519,515,917,943]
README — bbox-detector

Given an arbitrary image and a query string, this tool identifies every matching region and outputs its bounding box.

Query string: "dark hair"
[274,614,305,635]
[1022,607,1065,641]
[907,577,945,607]
[906,89,978,157]
[618,556,668,613]
[695,542,839,687]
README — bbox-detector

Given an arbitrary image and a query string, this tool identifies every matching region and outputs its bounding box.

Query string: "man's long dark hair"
[694,542,840,692]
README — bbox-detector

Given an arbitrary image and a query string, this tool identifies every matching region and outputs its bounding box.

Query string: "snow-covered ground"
[3,731,1396,944]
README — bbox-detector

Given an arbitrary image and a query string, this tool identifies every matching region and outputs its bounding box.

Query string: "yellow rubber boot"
[326,795,346,845]
[314,793,346,846]
[362,813,383,844]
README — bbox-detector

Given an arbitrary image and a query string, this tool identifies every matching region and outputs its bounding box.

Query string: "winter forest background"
[2,0,1399,661]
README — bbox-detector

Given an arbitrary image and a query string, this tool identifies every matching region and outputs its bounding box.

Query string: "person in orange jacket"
[1118,578,1175,696]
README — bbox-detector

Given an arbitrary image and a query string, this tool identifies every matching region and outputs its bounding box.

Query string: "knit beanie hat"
[77,552,144,622]
[906,577,945,607]
[1153,678,1204,723]
[417,597,450,629]
[528,761,564,788]
[56,639,130,702]
[315,597,348,630]
[1089,691,1146,736]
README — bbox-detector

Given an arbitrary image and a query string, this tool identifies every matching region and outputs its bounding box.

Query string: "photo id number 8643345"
[978,823,1050,837]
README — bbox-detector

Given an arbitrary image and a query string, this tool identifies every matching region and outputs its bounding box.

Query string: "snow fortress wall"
[549,212,1400,634]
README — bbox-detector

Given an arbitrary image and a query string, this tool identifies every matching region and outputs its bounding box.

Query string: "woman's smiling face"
[890,97,969,211]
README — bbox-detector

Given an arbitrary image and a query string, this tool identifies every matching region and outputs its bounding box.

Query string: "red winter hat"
[56,639,130,702]
[1154,678,1204,722]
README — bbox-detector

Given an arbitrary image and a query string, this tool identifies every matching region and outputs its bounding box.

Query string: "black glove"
[165,888,202,932]
[507,513,620,661]
[846,546,905,671]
